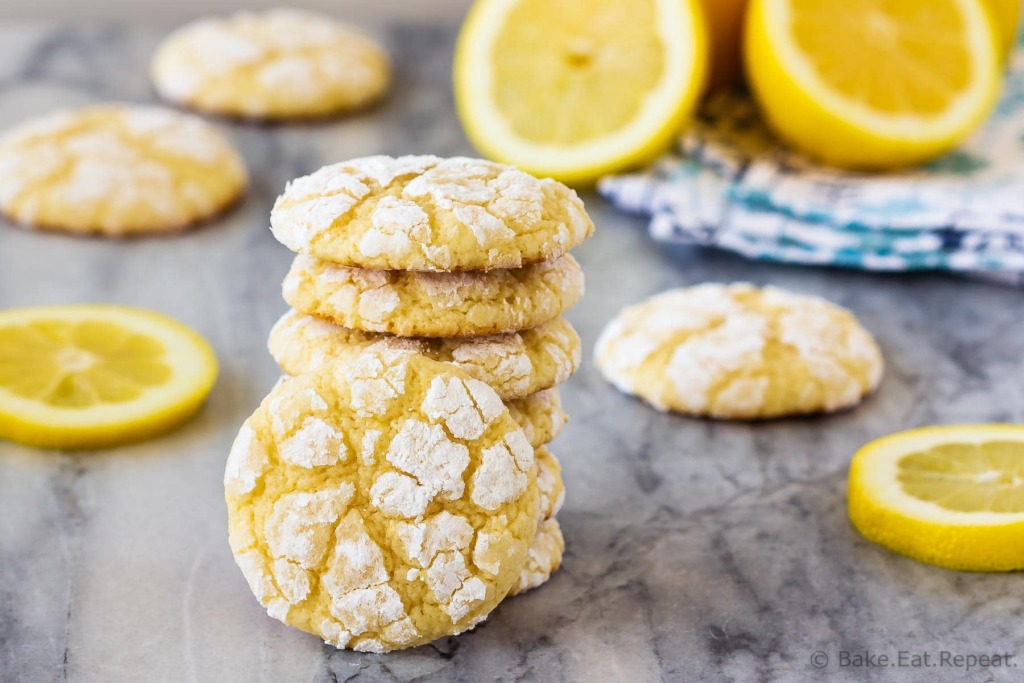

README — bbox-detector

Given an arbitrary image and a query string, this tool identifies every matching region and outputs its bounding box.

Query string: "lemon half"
[849,424,1024,571]
[745,0,1002,169]
[0,305,218,449]
[454,0,708,185]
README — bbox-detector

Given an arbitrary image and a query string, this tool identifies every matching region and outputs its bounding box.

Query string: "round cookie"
[282,253,584,338]
[0,105,246,236]
[509,447,565,597]
[151,9,390,120]
[506,390,567,449]
[509,518,564,597]
[268,309,582,400]
[224,351,540,652]
[534,446,566,522]
[594,283,884,419]
[270,155,593,271]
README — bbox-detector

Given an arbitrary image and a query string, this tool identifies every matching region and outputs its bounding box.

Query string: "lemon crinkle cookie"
[509,447,565,596]
[269,155,594,271]
[269,371,564,449]
[0,105,246,236]
[268,309,581,400]
[595,283,884,419]
[282,253,584,337]
[506,390,567,449]
[151,9,390,120]
[224,351,539,652]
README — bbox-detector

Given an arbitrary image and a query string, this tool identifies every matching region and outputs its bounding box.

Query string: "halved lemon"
[849,424,1024,571]
[745,0,1002,169]
[986,0,1022,58]
[0,305,218,449]
[454,0,708,185]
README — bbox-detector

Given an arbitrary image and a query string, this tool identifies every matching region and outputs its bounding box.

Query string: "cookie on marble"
[151,9,390,120]
[282,253,584,338]
[594,283,884,419]
[0,105,246,236]
[268,309,581,400]
[509,447,565,596]
[270,155,594,271]
[506,390,567,449]
[224,351,540,652]
[509,518,564,597]
[533,446,565,522]
[513,445,566,596]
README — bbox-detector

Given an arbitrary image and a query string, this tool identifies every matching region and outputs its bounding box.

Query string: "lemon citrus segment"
[0,305,218,449]
[454,0,708,185]
[985,0,1022,58]
[848,425,1024,571]
[745,0,1001,169]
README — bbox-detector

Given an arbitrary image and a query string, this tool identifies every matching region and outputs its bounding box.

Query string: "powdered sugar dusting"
[264,485,355,568]
[596,283,883,417]
[278,416,347,468]
[0,105,245,234]
[269,154,588,269]
[386,419,470,503]
[224,423,270,495]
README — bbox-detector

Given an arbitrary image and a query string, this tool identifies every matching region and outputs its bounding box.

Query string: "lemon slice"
[849,425,1024,571]
[986,0,1022,58]
[745,0,1002,169]
[0,305,218,449]
[454,0,708,185]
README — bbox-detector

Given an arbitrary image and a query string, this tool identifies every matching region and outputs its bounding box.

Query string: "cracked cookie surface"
[270,155,593,271]
[510,447,565,596]
[595,283,884,419]
[268,309,580,400]
[151,9,390,120]
[224,351,540,651]
[282,253,584,337]
[505,390,567,449]
[0,105,247,235]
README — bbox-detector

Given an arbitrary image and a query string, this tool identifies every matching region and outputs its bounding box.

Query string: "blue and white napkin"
[598,48,1024,288]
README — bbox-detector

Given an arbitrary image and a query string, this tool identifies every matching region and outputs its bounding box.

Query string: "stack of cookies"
[228,155,592,650]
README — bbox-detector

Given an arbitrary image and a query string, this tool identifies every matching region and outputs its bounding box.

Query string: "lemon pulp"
[455,0,707,184]
[745,0,1001,169]
[0,305,217,449]
[898,441,1024,513]
[848,425,1024,571]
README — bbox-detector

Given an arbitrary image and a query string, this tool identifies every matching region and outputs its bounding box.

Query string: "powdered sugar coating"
[270,155,593,271]
[595,283,884,419]
[281,252,585,337]
[505,390,567,449]
[508,518,565,597]
[268,309,581,400]
[0,104,246,235]
[151,9,390,120]
[225,351,539,652]
[533,446,566,521]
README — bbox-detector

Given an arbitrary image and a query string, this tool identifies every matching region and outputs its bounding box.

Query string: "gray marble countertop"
[2,19,1024,683]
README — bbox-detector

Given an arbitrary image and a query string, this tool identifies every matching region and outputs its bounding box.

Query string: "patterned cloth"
[597,48,1024,288]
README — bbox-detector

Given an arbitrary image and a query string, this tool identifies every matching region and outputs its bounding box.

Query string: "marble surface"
[2,20,1024,683]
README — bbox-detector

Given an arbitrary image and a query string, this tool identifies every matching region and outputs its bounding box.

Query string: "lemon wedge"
[454,0,708,185]
[745,0,1002,169]
[849,424,1024,571]
[0,305,218,449]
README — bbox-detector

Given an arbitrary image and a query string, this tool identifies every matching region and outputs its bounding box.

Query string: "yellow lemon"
[849,424,1024,572]
[0,305,218,449]
[985,0,1022,58]
[454,0,708,185]
[745,0,1002,169]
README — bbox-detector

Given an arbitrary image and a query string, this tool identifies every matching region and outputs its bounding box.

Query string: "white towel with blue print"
[597,49,1024,288]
